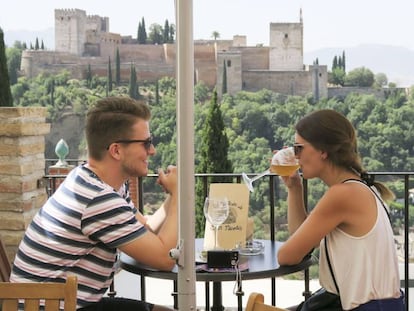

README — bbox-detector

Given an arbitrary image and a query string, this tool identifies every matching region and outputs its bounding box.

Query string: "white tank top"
[318,180,401,310]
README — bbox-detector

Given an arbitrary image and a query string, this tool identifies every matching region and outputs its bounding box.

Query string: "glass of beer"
[242,146,300,192]
[270,147,300,176]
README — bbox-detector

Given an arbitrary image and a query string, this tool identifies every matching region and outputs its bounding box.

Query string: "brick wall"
[0,107,50,264]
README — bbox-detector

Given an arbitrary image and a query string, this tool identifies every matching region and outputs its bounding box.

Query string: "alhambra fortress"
[20,8,330,100]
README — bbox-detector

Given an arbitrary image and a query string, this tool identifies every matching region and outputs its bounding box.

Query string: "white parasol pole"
[175,0,196,309]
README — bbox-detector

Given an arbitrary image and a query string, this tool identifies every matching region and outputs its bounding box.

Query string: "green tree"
[374,72,388,88]
[137,17,147,44]
[107,56,112,94]
[86,64,92,88]
[148,23,163,44]
[195,89,233,236]
[345,67,375,87]
[329,67,346,86]
[169,24,175,43]
[211,31,220,40]
[163,20,170,43]
[0,28,13,106]
[35,37,39,50]
[128,64,139,99]
[6,45,22,85]
[115,48,121,86]
[222,60,227,95]
[332,55,338,70]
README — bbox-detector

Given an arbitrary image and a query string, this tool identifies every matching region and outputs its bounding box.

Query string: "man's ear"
[107,143,122,159]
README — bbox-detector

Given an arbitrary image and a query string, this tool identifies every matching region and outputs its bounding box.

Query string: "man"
[10,97,177,311]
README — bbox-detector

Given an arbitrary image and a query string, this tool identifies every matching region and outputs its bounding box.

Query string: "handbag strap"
[324,236,340,294]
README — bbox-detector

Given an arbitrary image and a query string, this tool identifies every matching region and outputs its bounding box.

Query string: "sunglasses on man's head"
[107,136,154,151]
[293,143,308,156]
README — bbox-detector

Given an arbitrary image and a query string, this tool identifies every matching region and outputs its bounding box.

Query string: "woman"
[277,109,403,310]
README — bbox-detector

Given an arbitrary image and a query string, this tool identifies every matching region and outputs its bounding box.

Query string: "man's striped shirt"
[10,165,146,308]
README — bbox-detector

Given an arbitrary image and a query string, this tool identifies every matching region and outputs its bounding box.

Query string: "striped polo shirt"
[10,165,146,308]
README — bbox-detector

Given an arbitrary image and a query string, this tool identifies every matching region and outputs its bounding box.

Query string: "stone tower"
[55,9,87,56]
[54,9,110,56]
[217,51,242,97]
[269,10,303,71]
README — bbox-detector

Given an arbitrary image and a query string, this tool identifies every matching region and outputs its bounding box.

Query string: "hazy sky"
[1,0,414,52]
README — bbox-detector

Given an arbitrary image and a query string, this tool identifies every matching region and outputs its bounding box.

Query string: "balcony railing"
[43,168,414,310]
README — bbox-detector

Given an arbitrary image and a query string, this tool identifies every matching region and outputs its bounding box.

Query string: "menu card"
[203,183,250,250]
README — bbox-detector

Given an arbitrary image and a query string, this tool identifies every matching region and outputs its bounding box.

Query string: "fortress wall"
[194,45,217,62]
[238,47,269,70]
[116,44,167,63]
[242,70,314,96]
[21,50,81,78]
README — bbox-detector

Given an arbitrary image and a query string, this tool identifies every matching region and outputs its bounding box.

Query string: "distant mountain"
[4,29,414,87]
[304,44,414,87]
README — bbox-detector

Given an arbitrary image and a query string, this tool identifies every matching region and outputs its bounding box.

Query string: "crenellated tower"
[54,9,110,56]
[55,9,87,55]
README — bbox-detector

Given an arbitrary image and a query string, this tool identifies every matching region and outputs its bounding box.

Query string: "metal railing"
[43,170,414,309]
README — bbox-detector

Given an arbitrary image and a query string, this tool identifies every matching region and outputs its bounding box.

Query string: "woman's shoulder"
[322,181,372,212]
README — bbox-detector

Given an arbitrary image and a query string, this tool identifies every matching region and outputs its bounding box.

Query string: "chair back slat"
[246,292,289,311]
[0,237,11,282]
[0,275,77,311]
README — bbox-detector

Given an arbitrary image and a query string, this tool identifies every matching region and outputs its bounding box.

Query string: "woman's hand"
[280,171,302,188]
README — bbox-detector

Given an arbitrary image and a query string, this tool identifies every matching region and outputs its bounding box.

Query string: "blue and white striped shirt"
[10,164,146,308]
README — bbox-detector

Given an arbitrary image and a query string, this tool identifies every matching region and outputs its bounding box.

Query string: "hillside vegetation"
[10,71,414,240]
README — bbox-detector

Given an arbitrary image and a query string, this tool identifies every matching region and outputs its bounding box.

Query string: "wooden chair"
[0,237,11,282]
[246,292,289,311]
[0,275,77,311]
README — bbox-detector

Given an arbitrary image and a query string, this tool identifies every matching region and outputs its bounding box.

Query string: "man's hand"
[157,165,177,195]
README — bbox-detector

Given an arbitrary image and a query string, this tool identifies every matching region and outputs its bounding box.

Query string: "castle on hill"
[20,8,328,99]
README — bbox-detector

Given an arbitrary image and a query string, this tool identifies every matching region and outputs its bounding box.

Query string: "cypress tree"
[137,22,144,44]
[155,79,159,105]
[35,37,39,50]
[141,17,147,44]
[169,25,175,43]
[163,20,170,43]
[195,89,233,236]
[332,55,338,70]
[115,48,121,86]
[86,64,92,88]
[342,50,346,72]
[222,60,227,95]
[107,56,112,94]
[129,64,139,99]
[0,28,13,107]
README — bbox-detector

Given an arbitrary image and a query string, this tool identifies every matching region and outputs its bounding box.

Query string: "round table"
[120,239,314,310]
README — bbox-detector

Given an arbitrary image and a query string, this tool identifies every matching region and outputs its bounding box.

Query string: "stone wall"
[0,107,50,264]
[243,70,315,96]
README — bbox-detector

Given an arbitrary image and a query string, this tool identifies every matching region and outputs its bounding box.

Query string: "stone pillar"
[0,107,50,263]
